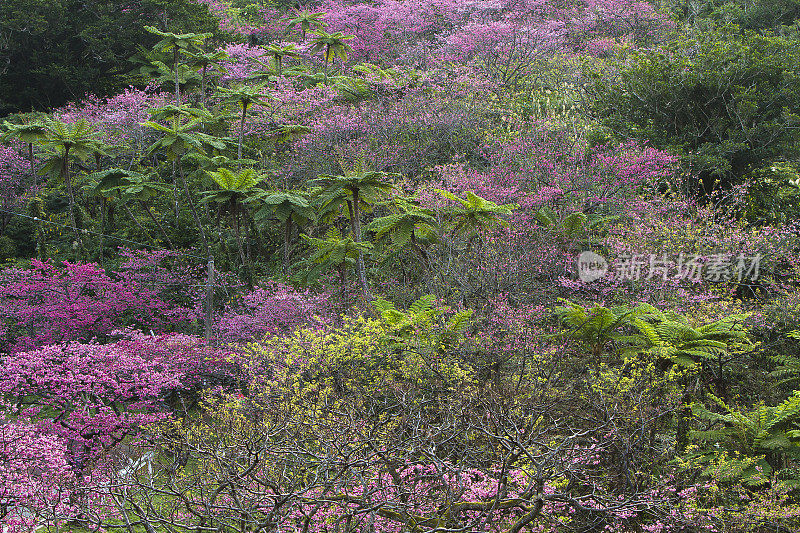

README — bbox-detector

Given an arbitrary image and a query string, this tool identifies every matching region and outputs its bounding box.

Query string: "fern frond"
[765,391,800,431]
[372,297,396,314]
[447,309,473,334]
[409,295,436,316]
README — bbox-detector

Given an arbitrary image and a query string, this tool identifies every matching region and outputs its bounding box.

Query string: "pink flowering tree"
[217,282,331,344]
[0,418,76,533]
[117,247,206,320]
[0,331,210,485]
[0,260,193,353]
[0,145,31,212]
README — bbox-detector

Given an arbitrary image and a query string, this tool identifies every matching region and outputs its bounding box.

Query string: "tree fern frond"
[409,295,436,316]
[372,297,396,314]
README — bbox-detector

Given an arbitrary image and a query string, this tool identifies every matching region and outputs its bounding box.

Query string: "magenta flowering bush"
[0,144,31,209]
[0,331,209,480]
[217,282,331,343]
[0,260,193,353]
[0,418,76,533]
[118,247,206,319]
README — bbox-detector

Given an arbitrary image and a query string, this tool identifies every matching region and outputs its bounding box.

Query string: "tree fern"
[629,308,751,369]
[689,391,800,485]
[555,299,643,358]
[768,331,800,386]
[372,295,472,355]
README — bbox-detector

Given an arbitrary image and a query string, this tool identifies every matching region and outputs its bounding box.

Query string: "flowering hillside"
[1,1,800,531]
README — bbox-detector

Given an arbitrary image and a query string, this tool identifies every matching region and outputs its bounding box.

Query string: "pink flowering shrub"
[0,145,31,210]
[413,130,683,303]
[217,282,331,343]
[197,0,282,38]
[0,418,75,533]
[219,43,268,82]
[0,260,193,353]
[53,87,166,145]
[315,0,468,63]
[118,247,206,320]
[570,0,675,46]
[0,331,209,481]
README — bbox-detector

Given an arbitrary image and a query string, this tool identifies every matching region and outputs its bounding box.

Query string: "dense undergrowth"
[2,0,800,531]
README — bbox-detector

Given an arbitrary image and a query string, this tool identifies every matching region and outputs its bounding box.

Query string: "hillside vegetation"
[2,1,800,531]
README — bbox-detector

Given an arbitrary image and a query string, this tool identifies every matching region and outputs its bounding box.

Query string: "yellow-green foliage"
[238,308,473,409]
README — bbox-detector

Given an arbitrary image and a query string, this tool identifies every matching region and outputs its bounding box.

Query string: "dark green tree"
[308,30,354,78]
[251,190,314,274]
[283,9,327,41]
[38,119,108,250]
[313,170,396,297]
[201,168,264,277]
[216,85,272,167]
[0,0,221,115]
[586,26,800,193]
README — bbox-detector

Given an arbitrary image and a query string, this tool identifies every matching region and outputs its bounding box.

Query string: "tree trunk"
[140,200,173,249]
[283,218,292,275]
[232,203,248,274]
[178,162,209,254]
[201,65,207,106]
[99,196,104,265]
[122,203,156,243]
[174,47,181,105]
[172,161,180,219]
[62,146,84,252]
[349,191,370,298]
[339,263,348,319]
[28,143,35,187]
[238,104,248,169]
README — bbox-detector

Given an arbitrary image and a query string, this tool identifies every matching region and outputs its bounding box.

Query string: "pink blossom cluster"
[0,260,193,353]
[118,247,206,319]
[0,331,210,480]
[53,87,166,144]
[0,145,31,209]
[0,419,75,533]
[217,282,331,343]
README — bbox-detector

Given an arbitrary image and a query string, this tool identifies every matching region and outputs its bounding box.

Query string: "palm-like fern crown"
[216,84,272,108]
[365,199,437,246]
[435,189,518,233]
[313,169,396,207]
[143,26,210,52]
[42,119,104,156]
[266,43,300,58]
[555,299,641,356]
[706,391,800,449]
[629,304,751,368]
[556,300,751,363]
[283,9,327,36]
[1,121,47,144]
[689,391,800,484]
[373,295,472,350]
[770,330,800,386]
[202,168,263,206]
[302,228,372,266]
[308,30,355,62]
[252,190,313,224]
[265,124,313,144]
[89,168,170,202]
[187,49,228,70]
[141,118,226,160]
[208,168,263,192]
